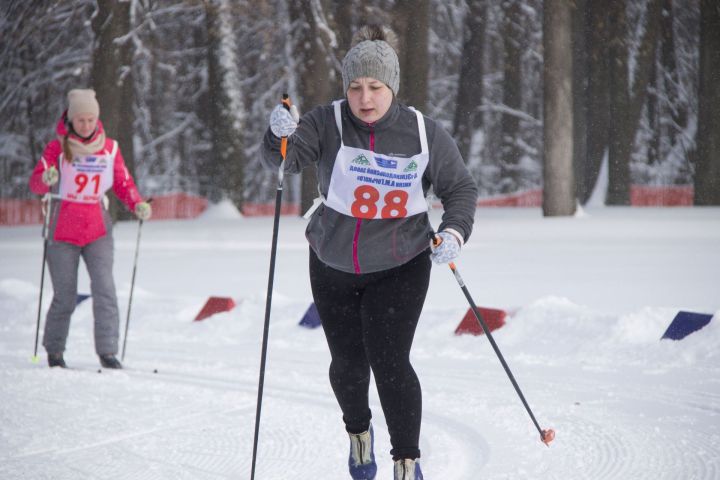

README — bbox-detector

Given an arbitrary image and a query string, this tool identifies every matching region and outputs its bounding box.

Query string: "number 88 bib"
[325,101,429,220]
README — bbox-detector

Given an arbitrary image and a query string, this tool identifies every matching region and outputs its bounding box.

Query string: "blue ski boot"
[394,458,423,480]
[348,425,377,479]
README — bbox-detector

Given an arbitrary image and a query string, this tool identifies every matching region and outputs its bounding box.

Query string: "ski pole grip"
[281,93,291,111]
[427,230,441,247]
[280,93,292,160]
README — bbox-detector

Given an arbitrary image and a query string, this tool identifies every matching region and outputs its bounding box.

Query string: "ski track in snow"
[2,208,720,479]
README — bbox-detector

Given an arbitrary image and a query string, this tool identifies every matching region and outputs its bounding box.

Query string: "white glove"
[42,166,59,186]
[134,201,152,221]
[269,104,300,138]
[430,230,462,264]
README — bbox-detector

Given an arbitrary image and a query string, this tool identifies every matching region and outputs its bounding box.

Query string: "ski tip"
[541,428,556,446]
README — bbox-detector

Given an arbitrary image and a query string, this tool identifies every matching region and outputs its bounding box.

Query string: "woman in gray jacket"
[262,25,477,480]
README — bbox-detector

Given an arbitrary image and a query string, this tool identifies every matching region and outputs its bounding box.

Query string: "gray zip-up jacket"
[261,99,477,274]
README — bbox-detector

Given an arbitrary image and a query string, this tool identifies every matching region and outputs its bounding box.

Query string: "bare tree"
[288,0,337,214]
[392,0,430,110]
[572,0,590,202]
[646,0,684,166]
[610,0,663,205]
[499,0,522,192]
[581,0,611,203]
[0,0,703,215]
[543,0,575,216]
[453,0,486,164]
[91,0,135,219]
[0,1,95,198]
[204,0,246,207]
[694,0,720,204]
[606,0,633,205]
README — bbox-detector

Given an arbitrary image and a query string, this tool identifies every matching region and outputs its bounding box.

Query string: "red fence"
[0,198,44,225]
[149,193,208,220]
[0,186,696,226]
[478,189,544,207]
[630,185,693,206]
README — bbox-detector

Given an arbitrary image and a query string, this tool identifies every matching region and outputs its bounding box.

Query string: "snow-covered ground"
[1,205,719,480]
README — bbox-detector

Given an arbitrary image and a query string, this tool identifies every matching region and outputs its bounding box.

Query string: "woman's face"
[71,113,98,138]
[346,77,393,124]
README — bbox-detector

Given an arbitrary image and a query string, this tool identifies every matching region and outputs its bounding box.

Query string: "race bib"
[325,101,429,219]
[59,148,115,204]
[326,146,428,219]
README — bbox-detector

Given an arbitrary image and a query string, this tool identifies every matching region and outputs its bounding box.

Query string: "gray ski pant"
[43,232,120,356]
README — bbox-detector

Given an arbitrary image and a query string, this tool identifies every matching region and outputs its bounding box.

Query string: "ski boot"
[99,354,123,369]
[394,458,423,480]
[48,353,67,368]
[348,425,377,479]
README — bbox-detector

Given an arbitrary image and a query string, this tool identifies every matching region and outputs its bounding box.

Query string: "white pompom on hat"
[67,88,100,120]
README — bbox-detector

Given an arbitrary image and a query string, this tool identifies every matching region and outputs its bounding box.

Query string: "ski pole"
[431,232,555,446]
[32,194,53,363]
[251,94,293,479]
[121,198,152,362]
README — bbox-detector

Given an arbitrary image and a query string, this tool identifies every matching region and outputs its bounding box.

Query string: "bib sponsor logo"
[404,160,418,172]
[352,154,371,165]
[375,156,397,169]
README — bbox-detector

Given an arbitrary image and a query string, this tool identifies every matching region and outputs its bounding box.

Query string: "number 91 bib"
[325,101,429,219]
[59,142,116,204]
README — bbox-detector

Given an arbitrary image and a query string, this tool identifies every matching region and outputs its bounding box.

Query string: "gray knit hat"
[342,38,400,96]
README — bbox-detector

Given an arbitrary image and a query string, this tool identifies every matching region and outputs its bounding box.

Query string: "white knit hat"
[67,89,100,120]
[342,39,400,96]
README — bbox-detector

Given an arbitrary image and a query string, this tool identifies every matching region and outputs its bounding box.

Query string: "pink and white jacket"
[29,116,144,246]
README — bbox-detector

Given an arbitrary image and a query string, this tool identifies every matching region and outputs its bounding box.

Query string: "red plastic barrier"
[194,296,237,321]
[455,306,507,336]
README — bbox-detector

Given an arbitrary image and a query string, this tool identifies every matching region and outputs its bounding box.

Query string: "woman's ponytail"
[62,134,72,163]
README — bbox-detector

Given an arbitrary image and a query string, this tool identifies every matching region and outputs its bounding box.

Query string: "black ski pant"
[309,247,431,460]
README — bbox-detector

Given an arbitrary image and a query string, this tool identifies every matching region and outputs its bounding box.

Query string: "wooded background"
[1,0,718,220]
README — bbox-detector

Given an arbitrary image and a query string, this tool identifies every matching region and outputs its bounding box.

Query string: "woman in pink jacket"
[29,89,151,370]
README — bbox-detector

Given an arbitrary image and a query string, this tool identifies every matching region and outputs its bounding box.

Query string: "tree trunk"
[606,0,662,205]
[582,0,611,204]
[572,0,589,202]
[290,0,335,215]
[204,0,245,208]
[543,0,575,216]
[91,0,135,220]
[647,36,660,166]
[500,0,522,192]
[695,0,720,204]
[660,0,686,144]
[333,1,354,61]
[648,0,682,166]
[605,1,632,205]
[392,0,429,110]
[452,0,486,164]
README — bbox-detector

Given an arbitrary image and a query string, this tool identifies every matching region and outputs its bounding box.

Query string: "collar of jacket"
[343,98,401,133]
